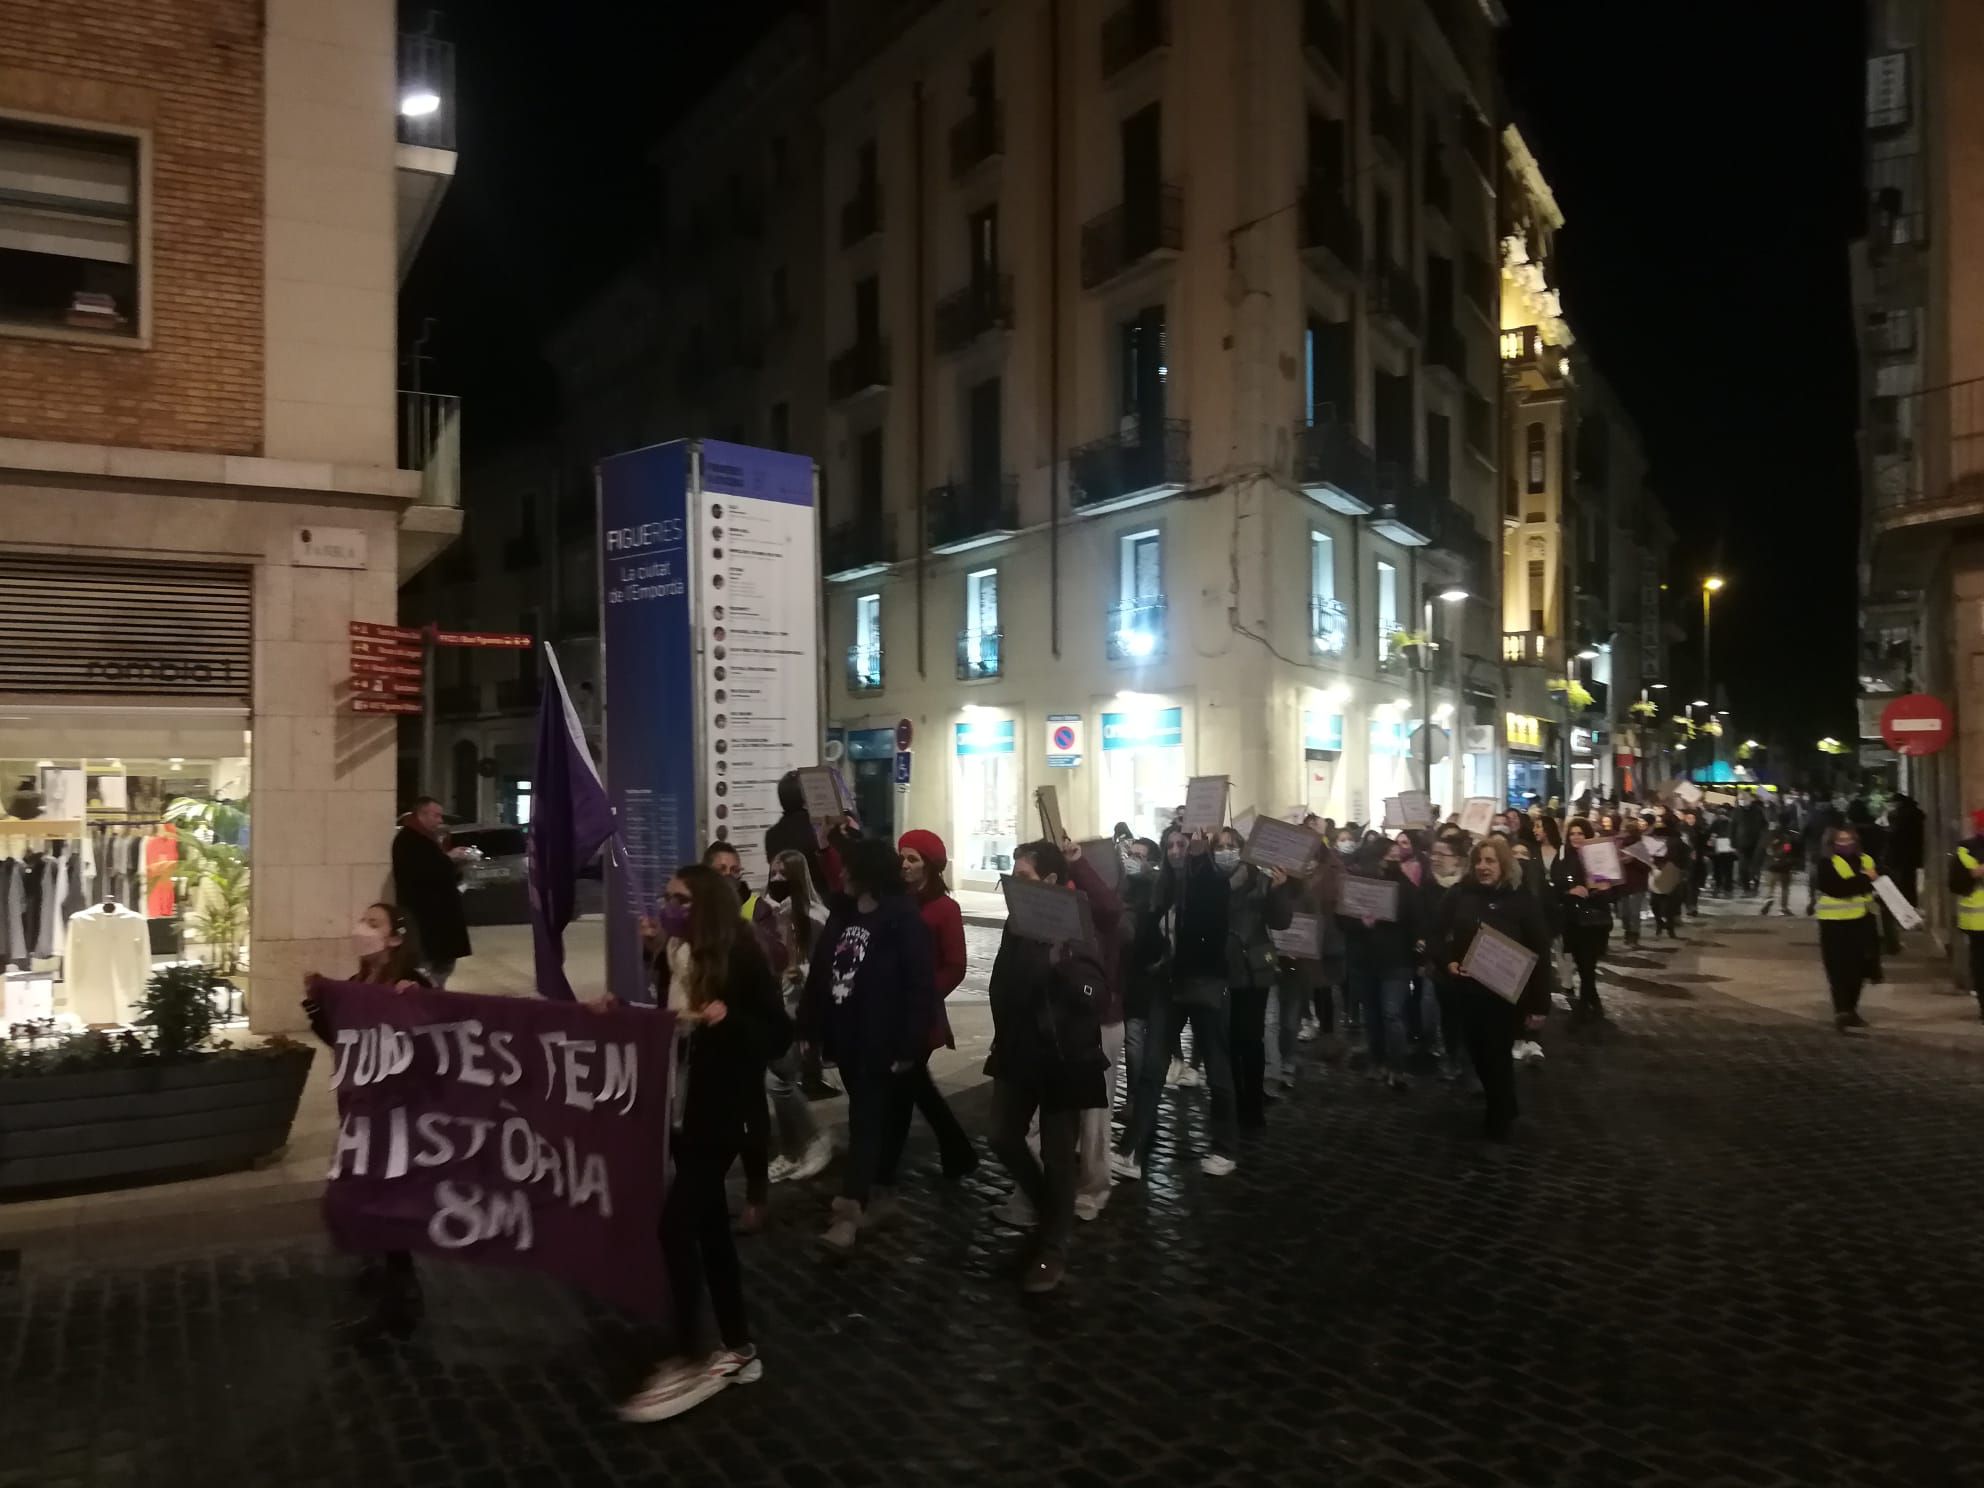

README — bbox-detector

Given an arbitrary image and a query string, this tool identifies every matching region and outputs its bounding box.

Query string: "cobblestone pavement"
[6,919,1984,1487]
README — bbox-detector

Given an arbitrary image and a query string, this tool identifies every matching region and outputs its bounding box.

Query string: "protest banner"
[1077,838,1123,889]
[315,980,676,1317]
[1460,925,1540,1005]
[796,765,842,824]
[1181,775,1229,834]
[1396,790,1433,829]
[1339,875,1399,922]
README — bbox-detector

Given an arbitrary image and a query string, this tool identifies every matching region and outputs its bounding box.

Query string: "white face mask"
[353,922,388,958]
[1213,849,1241,872]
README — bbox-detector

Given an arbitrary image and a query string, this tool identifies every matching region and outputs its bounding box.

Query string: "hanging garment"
[61,841,89,932]
[40,846,70,960]
[0,859,23,965]
[64,903,152,1025]
[18,853,44,957]
[145,830,179,919]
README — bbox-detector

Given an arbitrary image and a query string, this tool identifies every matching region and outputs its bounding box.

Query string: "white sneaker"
[765,1156,796,1184]
[619,1359,729,1423]
[1200,1153,1237,1177]
[991,1195,1037,1229]
[1175,1064,1204,1089]
[1109,1151,1143,1181]
[1073,1195,1104,1222]
[787,1132,833,1182]
[1165,1058,1187,1086]
[1519,1040,1545,1061]
[707,1346,763,1386]
[1296,1021,1318,1044]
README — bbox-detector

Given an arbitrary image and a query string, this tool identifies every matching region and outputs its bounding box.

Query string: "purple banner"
[317,980,676,1317]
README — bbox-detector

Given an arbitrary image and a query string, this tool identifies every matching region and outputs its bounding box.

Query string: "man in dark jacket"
[985,840,1109,1294]
[1886,793,1926,907]
[1732,796,1767,895]
[766,771,838,899]
[391,798,470,986]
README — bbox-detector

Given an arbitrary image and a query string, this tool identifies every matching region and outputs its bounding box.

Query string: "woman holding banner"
[623,863,790,1423]
[1435,836,1552,1140]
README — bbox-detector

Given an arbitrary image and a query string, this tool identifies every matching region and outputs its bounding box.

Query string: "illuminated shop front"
[1100,701,1186,841]
[951,714,1019,885]
[1301,707,1344,821]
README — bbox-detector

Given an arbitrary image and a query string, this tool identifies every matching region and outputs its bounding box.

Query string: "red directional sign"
[350,658,424,681]
[351,637,423,663]
[352,675,423,698]
[433,630,532,650]
[351,697,423,716]
[349,620,424,643]
[1879,693,1953,756]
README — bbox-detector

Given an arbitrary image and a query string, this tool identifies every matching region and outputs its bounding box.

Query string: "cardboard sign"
[1380,796,1402,830]
[796,765,842,823]
[1458,797,1498,836]
[1077,838,1122,890]
[1231,805,1259,842]
[1245,815,1322,875]
[1396,790,1433,829]
[1460,924,1540,1005]
[1181,775,1229,834]
[1270,912,1320,961]
[1035,784,1068,845]
[1577,838,1624,884]
[1872,874,1923,930]
[316,980,677,1317]
[1338,875,1399,923]
[1001,873,1096,949]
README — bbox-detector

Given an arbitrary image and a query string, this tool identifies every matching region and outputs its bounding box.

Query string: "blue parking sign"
[893,750,912,786]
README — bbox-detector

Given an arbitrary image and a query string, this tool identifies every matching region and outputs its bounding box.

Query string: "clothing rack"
[0,820,85,841]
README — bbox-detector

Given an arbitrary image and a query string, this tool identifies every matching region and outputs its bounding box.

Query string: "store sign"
[1571,726,1593,756]
[1046,713,1084,766]
[294,525,368,570]
[1101,706,1183,751]
[954,718,1015,756]
[1302,710,1344,753]
[1506,712,1543,750]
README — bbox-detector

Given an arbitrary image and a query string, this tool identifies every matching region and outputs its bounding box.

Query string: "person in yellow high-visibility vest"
[1812,824,1880,1033]
[1945,809,1984,1023]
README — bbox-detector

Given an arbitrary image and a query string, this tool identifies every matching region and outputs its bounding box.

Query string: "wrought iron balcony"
[928,474,1018,552]
[1294,413,1376,514]
[1101,0,1170,79]
[1080,185,1183,289]
[1500,324,1568,389]
[828,338,891,402]
[1377,624,1410,675]
[956,628,1002,681]
[1302,0,1346,75]
[1310,597,1349,656]
[1069,419,1191,511]
[1367,463,1435,546]
[840,186,882,248]
[846,644,884,695]
[823,512,896,579]
[1107,599,1167,662]
[1867,374,1984,535]
[1430,500,1491,595]
[934,274,1014,354]
[948,106,1004,178]
[1371,255,1422,337]
[1299,188,1362,280]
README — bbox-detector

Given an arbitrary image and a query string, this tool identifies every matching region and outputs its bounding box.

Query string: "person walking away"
[1058,839,1125,1218]
[797,840,935,1253]
[390,797,470,987]
[621,863,789,1422]
[1435,836,1552,1139]
[1216,825,1290,1130]
[1886,791,1927,912]
[1946,810,1984,1023]
[1707,808,1738,897]
[1616,816,1651,948]
[1550,820,1617,1023]
[1113,830,1242,1179]
[1813,824,1881,1034]
[876,829,979,1182]
[1732,794,1767,895]
[1339,838,1423,1090]
[983,840,1110,1293]
[1759,820,1801,916]
[302,902,432,1337]
[760,851,834,1184]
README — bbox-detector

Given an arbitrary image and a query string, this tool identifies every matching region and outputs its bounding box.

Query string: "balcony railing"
[1370,83,1408,158]
[1302,0,1346,74]
[1500,324,1568,387]
[1503,629,1560,667]
[840,187,882,247]
[1465,388,1494,465]
[1107,598,1167,661]
[1310,596,1349,656]
[1425,321,1466,381]
[1081,186,1184,289]
[1101,0,1171,79]
[1294,413,1376,513]
[1371,256,1422,336]
[956,628,1003,681]
[1378,624,1410,674]
[398,390,461,508]
[824,512,896,577]
[846,644,884,695]
[396,30,456,151]
[1868,375,1984,529]
[1299,188,1362,278]
[929,474,1019,551]
[1368,463,1436,546]
[1432,501,1491,593]
[949,106,1004,177]
[934,274,1014,354]
[828,338,891,401]
[1867,152,1927,255]
[1070,419,1191,510]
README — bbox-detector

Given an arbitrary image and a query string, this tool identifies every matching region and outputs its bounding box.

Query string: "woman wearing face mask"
[1339,836,1423,1088]
[619,864,790,1422]
[1419,837,1469,1081]
[301,902,431,1337]
[1119,835,1173,1094]
[1435,837,1552,1140]
[1213,825,1290,1131]
[1551,818,1618,1023]
[1393,831,1437,1056]
[872,829,979,1185]
[797,838,936,1253]
[1266,837,1342,1089]
[758,851,834,1188]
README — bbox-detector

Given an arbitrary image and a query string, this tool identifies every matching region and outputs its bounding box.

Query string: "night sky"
[403,0,1867,751]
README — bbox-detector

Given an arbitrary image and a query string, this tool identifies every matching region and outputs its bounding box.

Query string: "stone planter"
[0,1045,313,1194]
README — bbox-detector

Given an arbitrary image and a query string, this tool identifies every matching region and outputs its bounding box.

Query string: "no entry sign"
[1879,693,1953,756]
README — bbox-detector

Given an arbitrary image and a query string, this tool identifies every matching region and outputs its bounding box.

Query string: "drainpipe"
[1048,0,1063,659]
[914,78,928,680]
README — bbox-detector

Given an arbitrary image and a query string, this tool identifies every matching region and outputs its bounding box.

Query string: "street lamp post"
[1702,575,1725,703]
[1422,586,1469,804]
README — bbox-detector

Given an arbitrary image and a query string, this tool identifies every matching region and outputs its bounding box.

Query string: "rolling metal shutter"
[0,552,252,702]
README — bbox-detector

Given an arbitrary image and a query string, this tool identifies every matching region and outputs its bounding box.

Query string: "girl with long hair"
[760,850,834,1185]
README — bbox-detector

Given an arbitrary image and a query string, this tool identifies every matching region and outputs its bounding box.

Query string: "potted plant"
[0,963,311,1194]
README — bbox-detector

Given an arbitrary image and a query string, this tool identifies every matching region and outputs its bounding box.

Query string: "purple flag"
[528,646,615,1001]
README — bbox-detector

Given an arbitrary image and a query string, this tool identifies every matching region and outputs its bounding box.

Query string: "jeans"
[1266,967,1310,1085]
[765,1048,820,1158]
[1230,985,1271,1127]
[876,1057,975,1185]
[1650,892,1682,936]
[1118,977,1236,1163]
[1618,891,1645,942]
[1077,1021,1126,1209]
[662,1134,749,1352]
[990,1080,1080,1260]
[1765,869,1794,912]
[1459,984,1520,1136]
[1350,964,1411,1072]
[1713,855,1735,895]
[838,1068,900,1206]
[1563,923,1608,1008]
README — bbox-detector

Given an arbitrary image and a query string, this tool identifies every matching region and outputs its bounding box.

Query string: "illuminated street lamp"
[400,89,442,118]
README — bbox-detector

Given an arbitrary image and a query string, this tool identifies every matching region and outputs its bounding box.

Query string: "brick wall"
[0,0,264,455]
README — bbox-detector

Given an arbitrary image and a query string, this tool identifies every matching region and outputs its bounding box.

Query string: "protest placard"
[1872,874,1923,930]
[1001,873,1096,948]
[1077,838,1122,890]
[796,765,842,823]
[1397,790,1433,829]
[1622,837,1658,867]
[1380,796,1403,830]
[1245,815,1322,875]
[1181,775,1229,834]
[1458,797,1497,836]
[1460,924,1540,1004]
[1232,805,1259,842]
[1270,912,1320,960]
[1035,784,1068,845]
[316,980,677,1317]
[1338,874,1399,922]
[1577,837,1624,884]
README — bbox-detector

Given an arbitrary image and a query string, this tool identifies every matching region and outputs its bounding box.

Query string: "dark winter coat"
[984,909,1110,1111]
[1338,861,1422,975]
[797,894,935,1076]
[1434,876,1553,1017]
[1546,849,1617,930]
[391,823,471,965]
[654,935,791,1148]
[1119,869,1171,1022]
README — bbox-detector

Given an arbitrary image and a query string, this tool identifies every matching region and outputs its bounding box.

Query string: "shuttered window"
[0,554,252,701]
[0,118,141,335]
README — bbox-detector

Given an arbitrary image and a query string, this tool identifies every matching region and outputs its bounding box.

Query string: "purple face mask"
[657,902,692,939]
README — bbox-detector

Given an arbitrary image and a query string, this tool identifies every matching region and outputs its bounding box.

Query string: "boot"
[819,1197,861,1254]
[860,1187,904,1231]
